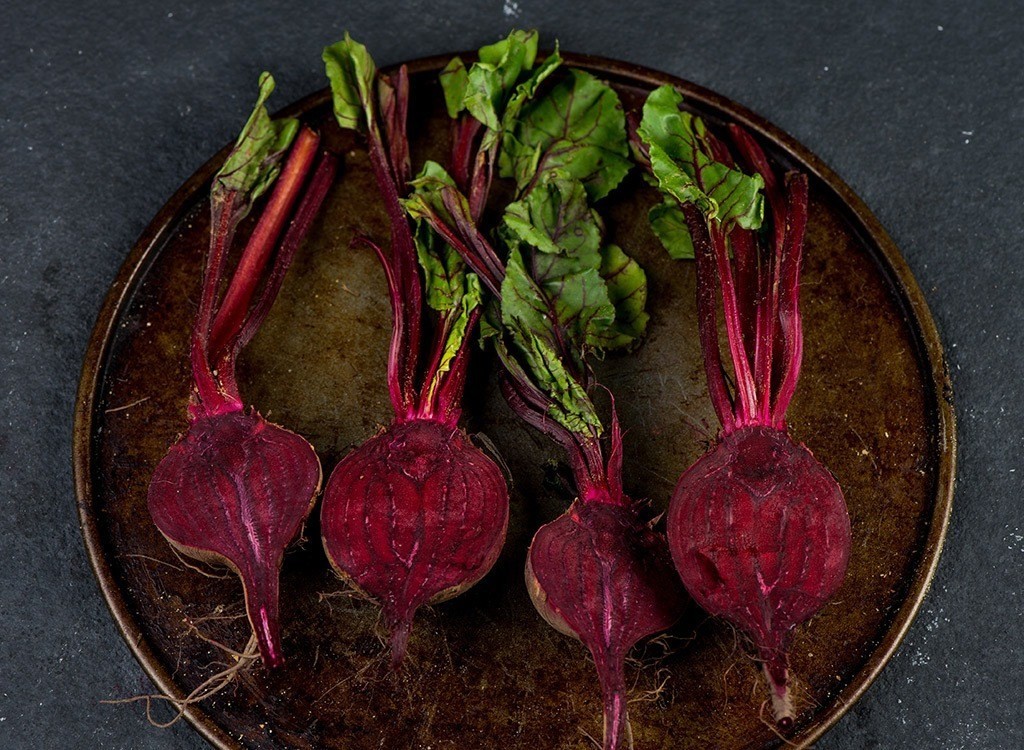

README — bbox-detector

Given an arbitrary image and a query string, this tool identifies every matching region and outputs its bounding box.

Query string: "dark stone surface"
[0,1,1019,748]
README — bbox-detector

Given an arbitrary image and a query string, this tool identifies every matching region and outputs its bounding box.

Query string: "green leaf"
[501,177,615,346]
[503,177,602,260]
[413,221,466,312]
[515,323,603,434]
[213,72,298,205]
[502,69,632,200]
[323,33,377,132]
[648,200,694,259]
[500,46,562,132]
[463,29,540,130]
[589,244,649,349]
[500,250,601,434]
[403,160,460,222]
[478,29,538,72]
[638,85,764,230]
[439,57,469,118]
[500,246,557,352]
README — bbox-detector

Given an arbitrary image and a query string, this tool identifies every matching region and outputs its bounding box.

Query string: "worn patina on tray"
[74,53,955,749]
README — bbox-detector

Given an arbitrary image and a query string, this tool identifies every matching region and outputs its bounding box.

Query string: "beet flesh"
[320,418,509,665]
[526,499,685,750]
[667,425,850,722]
[148,410,322,668]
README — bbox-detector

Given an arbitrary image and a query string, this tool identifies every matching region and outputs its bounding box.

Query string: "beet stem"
[189,191,242,416]
[450,116,482,194]
[208,127,320,359]
[771,174,809,426]
[427,306,483,424]
[230,149,340,355]
[710,224,757,422]
[681,203,735,430]
[364,109,423,415]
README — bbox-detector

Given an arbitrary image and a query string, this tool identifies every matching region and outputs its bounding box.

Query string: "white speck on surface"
[1005,525,1024,553]
[823,65,829,72]
[937,25,944,31]
[503,0,520,17]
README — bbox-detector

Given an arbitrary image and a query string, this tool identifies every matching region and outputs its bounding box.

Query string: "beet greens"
[638,85,852,727]
[318,35,511,666]
[148,74,337,667]
[410,57,684,750]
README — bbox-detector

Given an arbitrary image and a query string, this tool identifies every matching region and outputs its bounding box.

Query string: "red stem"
[469,137,497,222]
[380,66,411,187]
[710,223,757,423]
[189,191,242,419]
[451,116,482,195]
[208,128,320,360]
[771,173,809,426]
[356,236,406,415]
[729,126,787,422]
[365,119,423,415]
[215,150,338,395]
[427,306,483,425]
[730,228,759,361]
[440,188,507,293]
[231,151,339,353]
[681,203,734,431]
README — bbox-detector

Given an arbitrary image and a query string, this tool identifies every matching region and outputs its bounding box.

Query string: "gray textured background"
[1,0,1021,748]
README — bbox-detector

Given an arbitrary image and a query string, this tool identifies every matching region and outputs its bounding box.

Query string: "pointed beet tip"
[254,604,285,669]
[596,652,630,750]
[387,616,412,671]
[242,571,284,669]
[761,654,794,728]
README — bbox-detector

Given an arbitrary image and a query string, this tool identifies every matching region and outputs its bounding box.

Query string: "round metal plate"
[74,52,955,749]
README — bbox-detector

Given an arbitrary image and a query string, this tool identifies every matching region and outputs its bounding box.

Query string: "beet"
[147,75,337,667]
[638,85,852,726]
[148,412,320,667]
[319,37,509,663]
[668,426,849,721]
[527,497,683,749]
[322,419,508,664]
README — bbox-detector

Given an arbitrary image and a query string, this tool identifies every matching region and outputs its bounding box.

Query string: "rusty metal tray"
[73,52,955,749]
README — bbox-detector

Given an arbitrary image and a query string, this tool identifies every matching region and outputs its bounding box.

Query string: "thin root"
[101,634,259,727]
[104,396,151,413]
[169,547,231,579]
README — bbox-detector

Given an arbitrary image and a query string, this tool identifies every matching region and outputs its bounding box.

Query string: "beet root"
[526,499,685,750]
[320,418,509,666]
[667,425,850,724]
[148,410,322,668]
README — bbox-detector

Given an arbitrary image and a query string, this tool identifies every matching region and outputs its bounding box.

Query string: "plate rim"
[72,50,956,749]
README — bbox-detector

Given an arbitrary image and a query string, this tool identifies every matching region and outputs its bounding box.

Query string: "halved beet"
[321,418,508,665]
[527,499,685,750]
[668,425,850,721]
[148,410,321,667]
